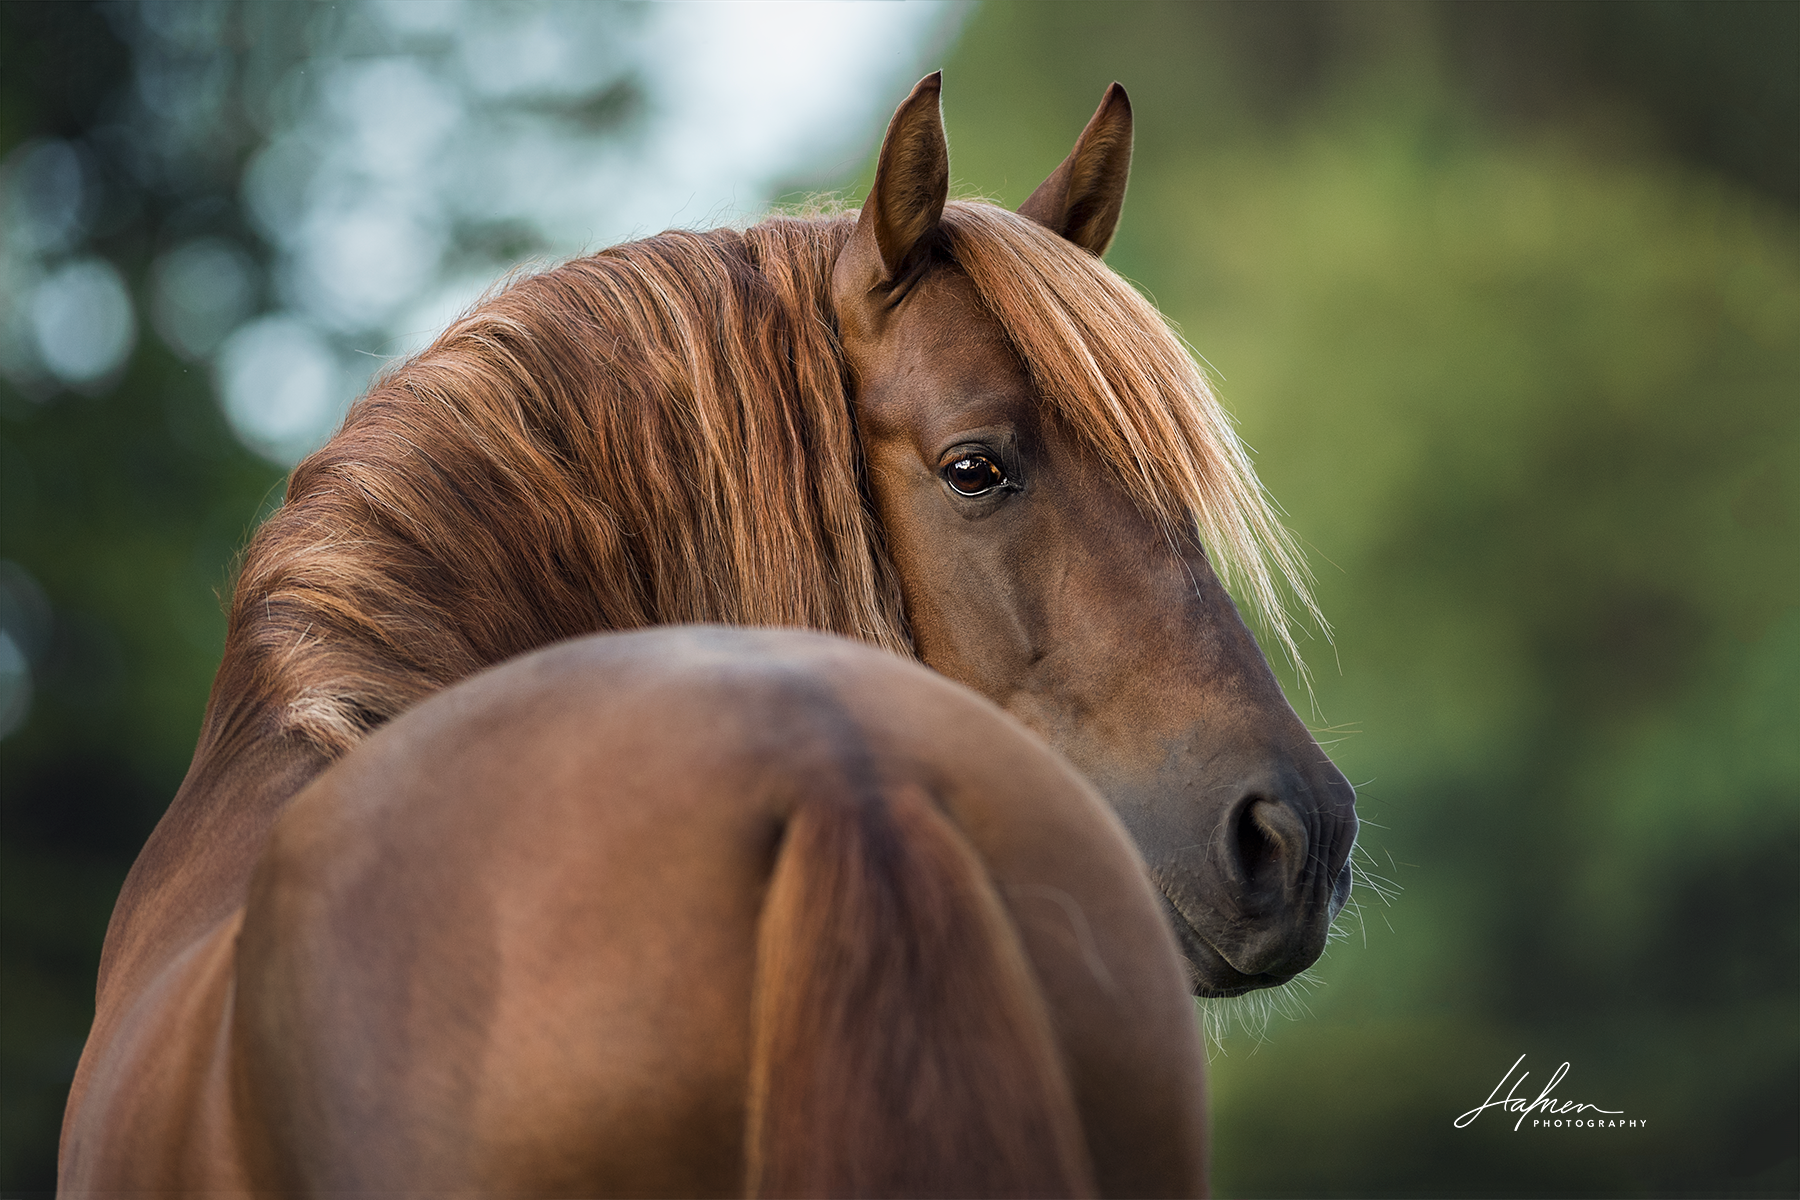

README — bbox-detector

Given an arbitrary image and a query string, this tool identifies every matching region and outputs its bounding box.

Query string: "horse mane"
[223,201,1314,759]
[227,216,906,756]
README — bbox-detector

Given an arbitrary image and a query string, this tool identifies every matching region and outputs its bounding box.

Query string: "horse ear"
[857,71,950,283]
[1018,82,1133,256]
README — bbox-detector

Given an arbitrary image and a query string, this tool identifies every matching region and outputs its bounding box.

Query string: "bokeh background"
[2,2,1795,1194]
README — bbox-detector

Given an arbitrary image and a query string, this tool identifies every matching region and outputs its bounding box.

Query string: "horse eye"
[945,453,1007,496]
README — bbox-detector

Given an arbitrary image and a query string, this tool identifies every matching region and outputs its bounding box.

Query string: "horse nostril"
[1232,798,1306,897]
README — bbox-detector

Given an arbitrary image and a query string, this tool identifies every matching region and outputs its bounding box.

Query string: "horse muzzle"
[1139,761,1359,997]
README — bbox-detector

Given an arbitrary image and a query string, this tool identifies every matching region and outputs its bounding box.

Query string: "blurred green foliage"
[0,5,286,1186]
[2,1,1795,1194]
[941,2,1798,1195]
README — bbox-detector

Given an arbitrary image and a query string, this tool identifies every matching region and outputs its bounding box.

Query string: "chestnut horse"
[60,75,1357,1194]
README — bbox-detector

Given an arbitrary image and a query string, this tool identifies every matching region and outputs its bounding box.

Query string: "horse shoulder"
[63,684,328,1188]
[60,909,256,1192]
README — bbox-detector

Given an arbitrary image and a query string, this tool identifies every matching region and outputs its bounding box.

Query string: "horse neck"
[96,218,894,1005]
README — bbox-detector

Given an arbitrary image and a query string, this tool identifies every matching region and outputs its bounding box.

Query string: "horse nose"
[1228,795,1308,901]
[1212,765,1356,978]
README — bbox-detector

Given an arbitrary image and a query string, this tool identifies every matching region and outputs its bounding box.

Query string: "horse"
[59,73,1358,1195]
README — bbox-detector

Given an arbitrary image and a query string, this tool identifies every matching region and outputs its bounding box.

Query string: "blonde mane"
[224,201,1314,757]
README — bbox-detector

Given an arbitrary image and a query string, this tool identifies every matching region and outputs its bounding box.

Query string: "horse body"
[65,631,1206,1196]
[62,75,1354,1194]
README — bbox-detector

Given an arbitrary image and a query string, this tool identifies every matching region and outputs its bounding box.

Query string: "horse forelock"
[938,200,1324,681]
[230,216,908,757]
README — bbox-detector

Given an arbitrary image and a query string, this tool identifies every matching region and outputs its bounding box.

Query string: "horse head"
[833,73,1358,996]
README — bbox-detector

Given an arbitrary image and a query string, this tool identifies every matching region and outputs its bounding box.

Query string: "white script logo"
[1454,1054,1643,1131]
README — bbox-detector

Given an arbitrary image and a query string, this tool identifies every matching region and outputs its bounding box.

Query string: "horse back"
[226,628,1206,1196]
